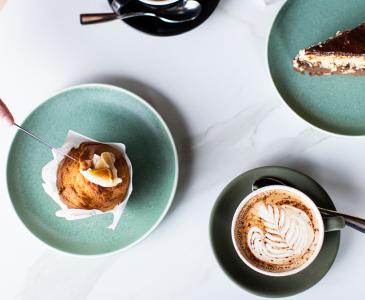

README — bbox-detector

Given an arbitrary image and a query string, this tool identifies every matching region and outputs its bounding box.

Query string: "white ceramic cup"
[138,0,181,6]
[231,185,343,277]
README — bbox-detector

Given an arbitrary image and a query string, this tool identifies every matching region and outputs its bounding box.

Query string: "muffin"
[57,142,131,212]
[42,131,133,230]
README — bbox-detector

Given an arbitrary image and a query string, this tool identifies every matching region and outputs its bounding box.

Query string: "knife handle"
[0,98,15,126]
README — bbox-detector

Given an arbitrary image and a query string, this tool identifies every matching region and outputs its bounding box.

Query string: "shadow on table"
[267,158,360,200]
[75,76,194,219]
[17,251,119,300]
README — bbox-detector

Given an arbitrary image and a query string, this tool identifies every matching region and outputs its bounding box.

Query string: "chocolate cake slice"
[293,21,365,75]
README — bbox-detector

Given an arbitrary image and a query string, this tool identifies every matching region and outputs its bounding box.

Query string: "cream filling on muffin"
[80,152,122,188]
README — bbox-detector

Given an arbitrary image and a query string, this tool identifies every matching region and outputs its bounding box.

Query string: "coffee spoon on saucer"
[0,99,77,162]
[252,176,365,233]
[80,0,202,25]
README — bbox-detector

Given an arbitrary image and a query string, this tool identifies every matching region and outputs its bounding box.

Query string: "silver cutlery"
[80,0,202,25]
[0,99,77,162]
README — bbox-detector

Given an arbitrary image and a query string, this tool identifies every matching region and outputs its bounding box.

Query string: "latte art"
[247,203,315,265]
[233,189,321,273]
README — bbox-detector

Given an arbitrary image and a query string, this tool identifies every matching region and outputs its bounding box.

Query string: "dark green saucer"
[268,0,365,135]
[209,167,340,297]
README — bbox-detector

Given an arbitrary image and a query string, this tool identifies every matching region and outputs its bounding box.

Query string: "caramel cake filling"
[56,142,130,211]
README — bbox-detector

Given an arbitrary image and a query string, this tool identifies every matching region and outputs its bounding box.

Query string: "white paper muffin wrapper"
[42,131,133,230]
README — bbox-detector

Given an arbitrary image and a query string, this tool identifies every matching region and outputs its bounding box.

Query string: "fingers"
[0,98,14,126]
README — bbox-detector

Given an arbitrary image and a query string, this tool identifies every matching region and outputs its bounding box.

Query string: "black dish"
[108,0,220,36]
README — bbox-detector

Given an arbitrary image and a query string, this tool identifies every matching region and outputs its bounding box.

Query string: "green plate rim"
[209,166,340,297]
[266,0,365,138]
[6,83,179,257]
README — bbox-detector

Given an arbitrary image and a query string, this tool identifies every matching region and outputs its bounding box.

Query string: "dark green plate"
[268,0,365,136]
[209,167,340,298]
[7,84,178,256]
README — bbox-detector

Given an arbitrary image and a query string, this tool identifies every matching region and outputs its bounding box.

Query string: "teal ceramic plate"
[209,167,340,298]
[268,0,365,136]
[7,84,178,255]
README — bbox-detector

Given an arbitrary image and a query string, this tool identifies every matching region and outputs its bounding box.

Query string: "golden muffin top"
[56,142,130,212]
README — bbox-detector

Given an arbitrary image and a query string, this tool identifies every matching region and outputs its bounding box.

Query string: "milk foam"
[247,202,315,265]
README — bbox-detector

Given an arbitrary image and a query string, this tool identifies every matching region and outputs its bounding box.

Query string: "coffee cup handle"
[323,216,346,232]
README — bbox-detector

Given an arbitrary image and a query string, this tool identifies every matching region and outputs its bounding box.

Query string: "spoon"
[80,0,202,25]
[0,99,77,162]
[252,176,365,233]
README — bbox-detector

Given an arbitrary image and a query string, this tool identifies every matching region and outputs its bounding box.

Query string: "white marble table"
[0,0,364,299]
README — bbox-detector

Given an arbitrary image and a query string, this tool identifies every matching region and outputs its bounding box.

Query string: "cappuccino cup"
[231,185,344,277]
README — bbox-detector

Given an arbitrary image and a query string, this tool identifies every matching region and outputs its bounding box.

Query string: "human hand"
[0,98,14,126]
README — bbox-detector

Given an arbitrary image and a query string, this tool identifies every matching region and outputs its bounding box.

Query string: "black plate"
[108,0,220,36]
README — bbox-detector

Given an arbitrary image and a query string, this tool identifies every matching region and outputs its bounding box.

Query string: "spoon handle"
[318,207,365,234]
[80,13,119,25]
[80,12,152,25]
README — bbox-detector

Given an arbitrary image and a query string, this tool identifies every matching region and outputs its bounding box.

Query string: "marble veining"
[0,0,364,299]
